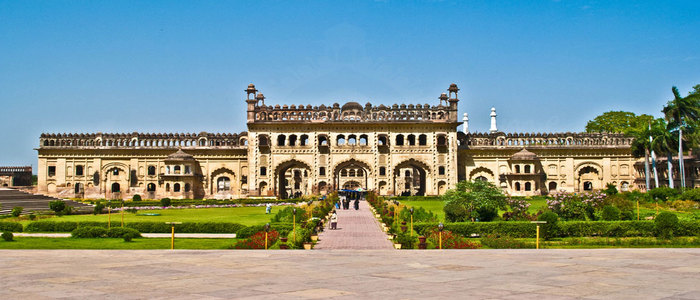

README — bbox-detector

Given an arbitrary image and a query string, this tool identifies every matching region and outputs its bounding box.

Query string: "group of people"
[336,195,359,210]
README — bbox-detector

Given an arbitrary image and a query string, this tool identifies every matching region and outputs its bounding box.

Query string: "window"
[260,167,267,176]
[165,183,170,192]
[396,135,404,146]
[407,135,416,146]
[184,183,191,192]
[112,168,119,176]
[524,165,531,173]
[515,182,521,191]
[174,166,181,174]
[319,136,328,146]
[148,166,156,176]
[438,166,445,175]
[147,183,156,192]
[525,182,532,191]
[300,135,309,146]
[337,135,346,146]
[348,135,357,145]
[378,136,387,146]
[75,165,84,176]
[437,135,446,146]
[514,165,520,173]
[405,170,411,177]
[349,169,356,177]
[185,166,191,174]
[379,167,386,176]
[419,134,427,146]
[289,135,297,146]
[217,177,231,191]
[319,167,325,176]
[174,183,181,192]
[359,135,368,145]
[277,135,286,146]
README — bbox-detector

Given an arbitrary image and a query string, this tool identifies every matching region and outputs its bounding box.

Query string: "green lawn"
[14,206,287,226]
[0,237,239,249]
[400,197,548,222]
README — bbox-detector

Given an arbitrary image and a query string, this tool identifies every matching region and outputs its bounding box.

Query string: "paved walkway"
[1,249,699,299]
[314,200,393,250]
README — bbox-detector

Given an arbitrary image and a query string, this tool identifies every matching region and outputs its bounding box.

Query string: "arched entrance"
[275,160,311,199]
[577,165,601,192]
[394,159,428,196]
[111,182,120,193]
[333,159,371,192]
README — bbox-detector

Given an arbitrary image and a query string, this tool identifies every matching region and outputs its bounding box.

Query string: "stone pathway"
[314,200,393,250]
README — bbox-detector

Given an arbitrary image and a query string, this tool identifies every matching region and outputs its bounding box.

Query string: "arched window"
[514,165,520,173]
[260,167,267,176]
[548,182,557,191]
[407,135,416,146]
[378,136,387,146]
[475,176,487,182]
[174,183,181,192]
[438,166,445,175]
[341,169,348,177]
[147,183,156,192]
[300,135,309,146]
[277,135,286,146]
[174,166,181,174]
[396,135,404,146]
[348,135,357,145]
[319,167,326,176]
[319,135,328,146]
[583,181,593,191]
[184,183,191,192]
[524,165,531,173]
[111,183,120,193]
[75,165,84,176]
[112,168,120,176]
[379,167,386,176]
[148,166,156,176]
[289,135,297,146]
[359,135,368,145]
[418,134,427,146]
[337,135,346,146]
[349,169,356,177]
[437,135,447,146]
[217,177,231,191]
[165,183,170,192]
[515,182,521,191]
[405,170,411,177]
[525,182,531,191]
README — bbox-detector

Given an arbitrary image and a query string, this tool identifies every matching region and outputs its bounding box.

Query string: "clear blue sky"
[1,1,699,169]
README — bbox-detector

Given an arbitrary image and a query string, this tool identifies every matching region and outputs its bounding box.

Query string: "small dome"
[511,148,538,160]
[341,102,363,111]
[166,149,195,161]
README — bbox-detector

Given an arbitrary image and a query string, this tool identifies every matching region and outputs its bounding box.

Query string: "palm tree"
[651,120,679,188]
[629,125,653,190]
[663,87,700,189]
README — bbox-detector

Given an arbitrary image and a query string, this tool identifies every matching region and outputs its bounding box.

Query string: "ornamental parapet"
[458,132,634,149]
[245,83,461,123]
[38,132,249,149]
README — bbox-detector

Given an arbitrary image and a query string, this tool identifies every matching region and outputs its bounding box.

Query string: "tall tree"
[628,124,654,190]
[585,111,653,134]
[651,120,679,188]
[662,86,700,189]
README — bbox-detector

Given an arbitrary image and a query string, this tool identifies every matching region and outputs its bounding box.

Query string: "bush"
[2,231,13,241]
[71,226,108,238]
[123,232,136,242]
[655,212,679,239]
[0,221,23,232]
[93,202,105,215]
[476,206,498,222]
[62,206,73,216]
[648,187,680,202]
[601,206,621,221]
[678,188,700,202]
[132,194,142,202]
[107,227,141,239]
[669,200,699,211]
[232,230,279,249]
[395,232,416,249]
[11,207,23,217]
[160,198,171,207]
[604,183,618,195]
[28,214,36,220]
[538,212,559,240]
[444,200,468,222]
[49,200,66,214]
[480,235,534,249]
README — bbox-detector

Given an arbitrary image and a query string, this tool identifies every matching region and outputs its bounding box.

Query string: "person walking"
[353,198,359,210]
[265,203,272,214]
[330,210,338,230]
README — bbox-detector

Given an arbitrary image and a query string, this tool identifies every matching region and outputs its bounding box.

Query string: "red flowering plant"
[425,229,481,249]
[232,230,279,249]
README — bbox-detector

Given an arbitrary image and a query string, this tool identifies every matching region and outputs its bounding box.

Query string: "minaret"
[245,84,258,123]
[463,113,469,133]
[489,107,498,133]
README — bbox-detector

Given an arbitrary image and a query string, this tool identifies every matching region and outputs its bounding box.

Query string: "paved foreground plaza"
[1,249,699,299]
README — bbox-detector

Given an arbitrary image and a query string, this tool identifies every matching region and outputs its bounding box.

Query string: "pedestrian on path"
[353,199,359,210]
[265,203,272,214]
[330,210,338,230]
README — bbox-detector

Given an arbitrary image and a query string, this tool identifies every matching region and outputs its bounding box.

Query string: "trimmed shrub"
[538,212,560,240]
[25,220,248,233]
[93,202,105,215]
[476,206,498,222]
[679,188,700,202]
[28,214,36,220]
[601,206,621,221]
[107,227,141,239]
[2,231,13,241]
[395,232,417,249]
[655,212,679,239]
[444,200,468,222]
[132,194,142,202]
[648,187,680,202]
[49,200,66,214]
[11,207,23,217]
[480,235,534,249]
[71,226,108,238]
[0,221,23,232]
[160,198,171,207]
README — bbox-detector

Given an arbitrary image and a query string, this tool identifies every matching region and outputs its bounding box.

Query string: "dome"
[341,102,363,111]
[511,148,538,160]
[166,149,195,161]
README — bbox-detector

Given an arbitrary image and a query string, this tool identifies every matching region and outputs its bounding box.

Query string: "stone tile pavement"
[314,200,393,250]
[1,248,699,299]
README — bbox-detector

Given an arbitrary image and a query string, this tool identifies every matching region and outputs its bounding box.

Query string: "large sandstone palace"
[37,83,694,200]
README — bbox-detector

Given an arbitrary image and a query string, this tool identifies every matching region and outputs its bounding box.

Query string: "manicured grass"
[0,237,239,249]
[400,200,446,221]
[476,236,700,249]
[14,206,287,227]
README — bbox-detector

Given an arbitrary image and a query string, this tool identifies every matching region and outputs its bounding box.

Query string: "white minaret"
[489,107,498,133]
[462,113,469,133]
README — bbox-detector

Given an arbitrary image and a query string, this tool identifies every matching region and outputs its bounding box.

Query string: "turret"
[489,107,498,133]
[246,84,258,123]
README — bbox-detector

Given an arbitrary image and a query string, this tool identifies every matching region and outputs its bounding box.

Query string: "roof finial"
[489,107,498,133]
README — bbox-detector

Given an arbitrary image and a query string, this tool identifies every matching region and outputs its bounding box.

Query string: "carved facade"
[37,83,695,200]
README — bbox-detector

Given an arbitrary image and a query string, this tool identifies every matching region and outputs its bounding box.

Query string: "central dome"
[341,102,363,111]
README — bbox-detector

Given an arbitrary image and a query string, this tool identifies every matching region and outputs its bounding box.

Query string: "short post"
[121,200,125,227]
[264,223,271,250]
[438,222,444,250]
[410,208,414,237]
[165,222,182,250]
[107,200,111,229]
[530,221,547,250]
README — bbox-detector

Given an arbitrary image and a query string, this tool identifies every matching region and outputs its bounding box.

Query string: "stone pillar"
[463,113,469,133]
[489,107,498,133]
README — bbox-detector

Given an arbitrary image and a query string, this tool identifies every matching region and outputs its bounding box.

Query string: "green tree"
[585,111,654,134]
[651,120,680,188]
[442,180,507,222]
[662,86,700,189]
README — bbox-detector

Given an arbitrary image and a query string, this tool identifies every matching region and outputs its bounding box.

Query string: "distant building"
[35,84,698,200]
[0,166,32,187]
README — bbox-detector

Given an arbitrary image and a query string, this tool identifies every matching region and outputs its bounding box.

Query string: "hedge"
[23,220,294,234]
[414,220,700,238]
[0,221,23,232]
[81,198,307,208]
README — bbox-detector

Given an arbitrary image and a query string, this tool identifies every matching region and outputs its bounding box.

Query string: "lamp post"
[393,200,399,226]
[410,208,414,237]
[264,223,271,250]
[530,221,547,249]
[121,200,124,227]
[165,222,182,250]
[292,208,297,241]
[438,222,444,249]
